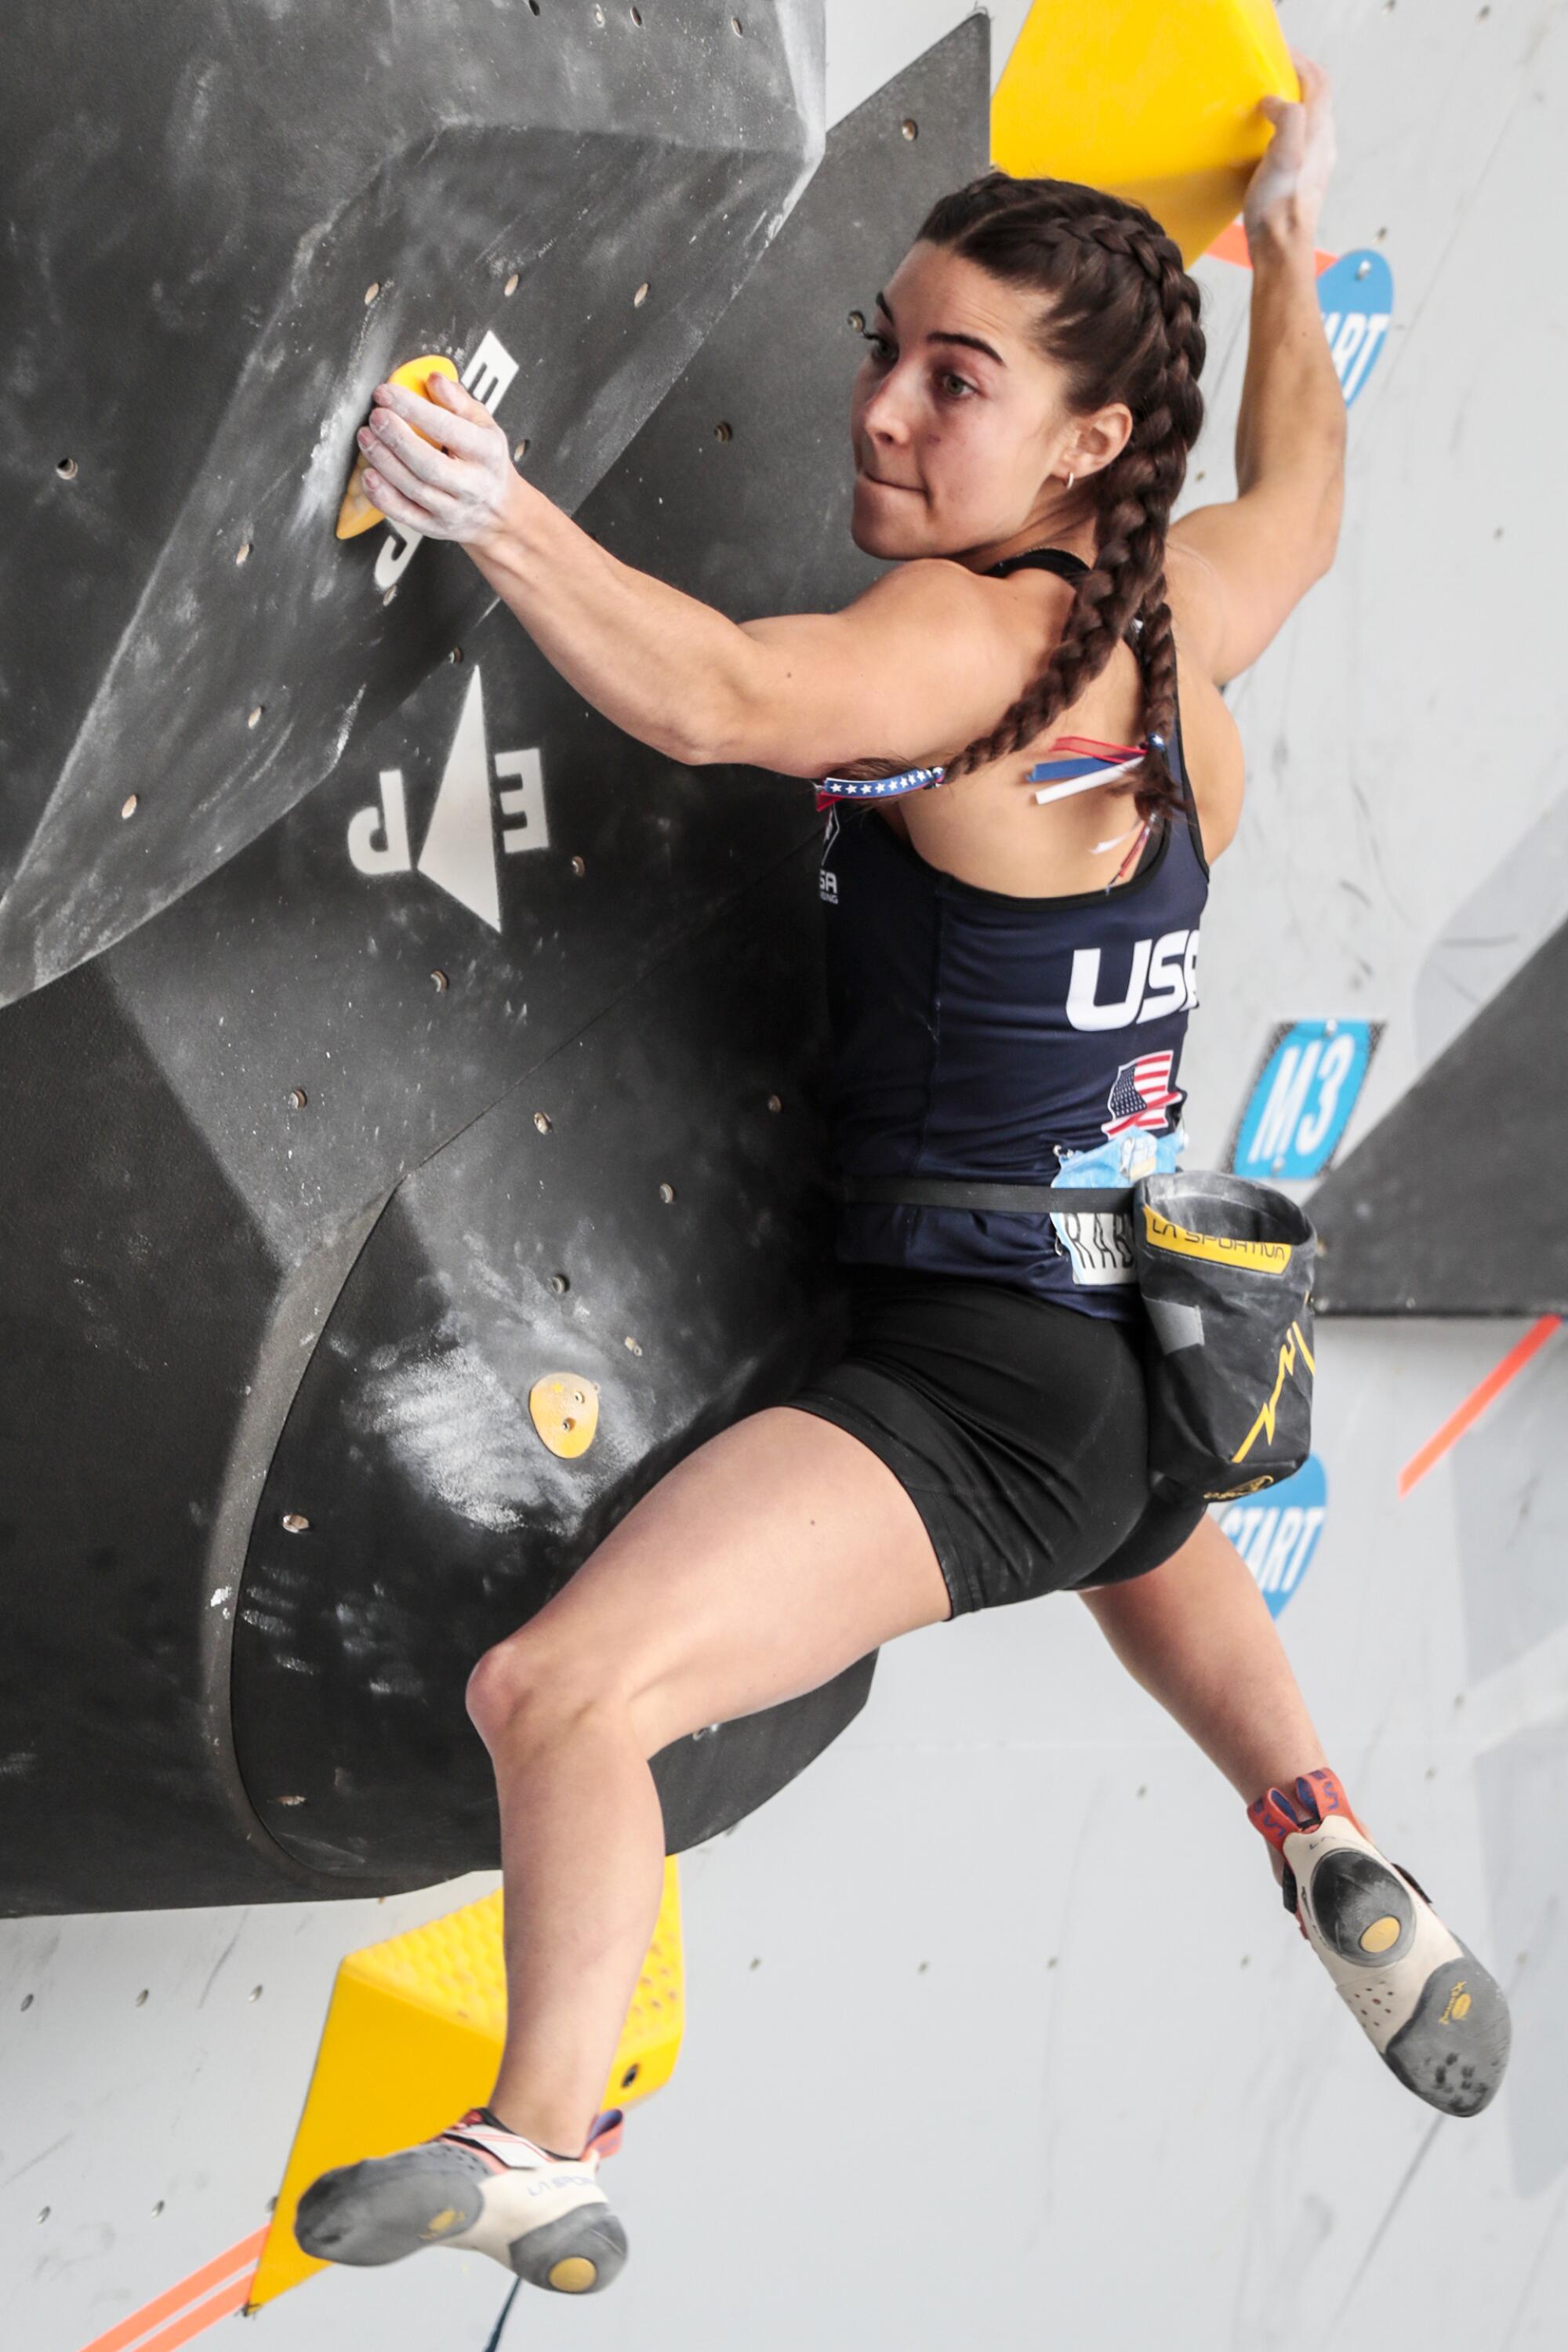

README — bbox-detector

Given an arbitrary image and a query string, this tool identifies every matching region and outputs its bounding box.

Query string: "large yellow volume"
[248,1859,684,2309]
[992,0,1298,264]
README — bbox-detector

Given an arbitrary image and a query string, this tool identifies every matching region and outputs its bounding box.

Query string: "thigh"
[1076,1491,1207,1588]
[509,1404,952,1755]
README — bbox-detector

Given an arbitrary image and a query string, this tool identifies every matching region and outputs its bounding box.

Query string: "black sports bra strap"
[985,545,1090,584]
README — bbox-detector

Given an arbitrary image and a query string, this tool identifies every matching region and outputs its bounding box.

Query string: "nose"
[858,368,914,449]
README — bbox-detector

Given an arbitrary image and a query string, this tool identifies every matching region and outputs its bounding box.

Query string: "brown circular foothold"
[430,969,449,992]
[659,1182,676,1204]
[766,1093,782,1113]
[504,271,520,297]
[570,854,586,877]
[901,118,919,140]
[288,1088,307,1110]
[281,1512,310,1534]
[235,540,252,564]
[713,420,733,442]
[120,794,139,820]
[56,456,78,480]
[534,1110,552,1133]
[547,1272,570,1294]
[246,705,263,728]
[529,1372,600,1458]
[633,281,651,307]
[364,281,381,305]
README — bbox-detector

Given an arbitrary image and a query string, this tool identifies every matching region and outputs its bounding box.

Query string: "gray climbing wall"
[4,4,1566,2350]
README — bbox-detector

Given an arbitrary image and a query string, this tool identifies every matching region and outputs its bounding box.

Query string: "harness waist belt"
[841,1174,1134,1214]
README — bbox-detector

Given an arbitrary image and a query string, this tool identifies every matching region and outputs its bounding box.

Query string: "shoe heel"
[509,2205,630,2294]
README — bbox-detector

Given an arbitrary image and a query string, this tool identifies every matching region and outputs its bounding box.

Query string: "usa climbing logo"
[1103,1051,1181,1139]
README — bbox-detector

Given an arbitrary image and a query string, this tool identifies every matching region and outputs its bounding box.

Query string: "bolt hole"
[247,705,263,728]
[364,281,381,306]
[633,281,651,307]
[281,1512,310,1534]
[38,2207,50,2224]
[504,270,519,297]
[121,793,140,821]
[56,456,78,480]
[249,1985,263,2002]
[152,2201,165,2217]
[383,584,397,605]
[848,309,866,332]
[430,968,449,991]
[513,439,531,463]
[631,3,643,19]
[528,0,539,11]
[548,1272,570,1294]
[659,1182,676,1203]
[235,540,252,565]
[562,1417,576,1434]
[901,118,919,140]
[621,2062,641,2086]
[713,420,733,443]
[448,646,464,662]
[535,1110,553,1133]
[135,1989,150,2008]
[731,13,743,30]
[766,1093,782,1114]
[288,1087,307,1110]
[570,854,586,877]
[593,3,604,21]
[21,1993,34,2011]
[624,1335,643,1356]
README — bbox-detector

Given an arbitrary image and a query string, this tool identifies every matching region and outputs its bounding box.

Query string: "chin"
[849,490,928,561]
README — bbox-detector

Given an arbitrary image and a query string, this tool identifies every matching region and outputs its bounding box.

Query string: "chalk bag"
[1131,1170,1317,1508]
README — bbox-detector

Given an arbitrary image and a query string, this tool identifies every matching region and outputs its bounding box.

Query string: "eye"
[861,330,895,364]
[938,369,975,400]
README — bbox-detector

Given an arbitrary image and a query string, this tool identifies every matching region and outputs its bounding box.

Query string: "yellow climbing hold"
[529,1373,601,1459]
[336,353,459,539]
[991,0,1298,265]
[1359,1915,1402,1955]
[549,2257,600,2293]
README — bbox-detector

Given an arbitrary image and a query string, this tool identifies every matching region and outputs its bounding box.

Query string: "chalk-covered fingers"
[1243,48,1337,253]
[359,372,517,547]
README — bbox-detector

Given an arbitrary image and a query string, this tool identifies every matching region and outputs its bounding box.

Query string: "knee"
[464,1632,625,1754]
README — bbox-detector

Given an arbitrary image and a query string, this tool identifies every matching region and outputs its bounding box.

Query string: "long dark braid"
[921,175,1207,824]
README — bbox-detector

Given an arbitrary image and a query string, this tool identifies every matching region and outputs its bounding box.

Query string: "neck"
[960,499,1097,576]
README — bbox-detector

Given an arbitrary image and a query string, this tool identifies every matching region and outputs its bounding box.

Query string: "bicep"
[1168,481,1341,686]
[731,565,1037,778]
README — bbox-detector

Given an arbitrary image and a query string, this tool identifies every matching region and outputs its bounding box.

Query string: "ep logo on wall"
[1318,250,1393,407]
[1216,1457,1327,1621]
[1229,1019,1381,1181]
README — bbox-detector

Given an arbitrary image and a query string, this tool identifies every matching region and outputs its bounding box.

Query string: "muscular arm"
[1168,53,1348,686]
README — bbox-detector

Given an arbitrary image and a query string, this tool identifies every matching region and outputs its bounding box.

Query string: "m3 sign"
[1229,1018,1381,1182]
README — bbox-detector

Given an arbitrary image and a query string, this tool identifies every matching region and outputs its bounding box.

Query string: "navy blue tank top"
[818,547,1210,1323]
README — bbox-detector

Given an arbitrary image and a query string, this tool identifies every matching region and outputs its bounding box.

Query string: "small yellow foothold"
[548,2257,598,2294]
[530,1374,600,1459]
[336,354,459,540]
[420,2207,462,2239]
[1359,1915,1402,1955]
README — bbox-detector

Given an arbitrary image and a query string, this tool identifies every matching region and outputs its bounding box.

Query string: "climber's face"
[848,240,1128,565]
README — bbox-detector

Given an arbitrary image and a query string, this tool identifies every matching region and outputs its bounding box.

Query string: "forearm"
[468,474,765,768]
[1235,227,1347,556]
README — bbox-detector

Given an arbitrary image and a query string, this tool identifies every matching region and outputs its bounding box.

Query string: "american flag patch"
[1103,1052,1181,1139]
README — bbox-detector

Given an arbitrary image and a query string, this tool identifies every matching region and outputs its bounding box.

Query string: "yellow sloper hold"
[529,1373,601,1460]
[991,0,1298,265]
[336,352,459,539]
[248,1857,684,2308]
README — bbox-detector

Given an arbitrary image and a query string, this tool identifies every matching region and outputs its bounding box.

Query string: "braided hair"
[919,173,1206,824]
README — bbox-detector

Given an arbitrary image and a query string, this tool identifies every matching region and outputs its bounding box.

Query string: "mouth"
[857,469,919,493]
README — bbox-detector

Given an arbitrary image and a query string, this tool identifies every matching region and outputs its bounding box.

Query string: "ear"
[1071,402,1134,479]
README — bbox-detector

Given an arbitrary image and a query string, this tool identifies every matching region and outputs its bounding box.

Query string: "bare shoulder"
[1168,586,1247,862]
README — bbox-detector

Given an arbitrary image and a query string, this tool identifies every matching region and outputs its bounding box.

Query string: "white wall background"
[6,5,1567,2349]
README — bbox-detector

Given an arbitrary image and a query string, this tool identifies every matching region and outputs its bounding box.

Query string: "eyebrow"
[875,290,1004,367]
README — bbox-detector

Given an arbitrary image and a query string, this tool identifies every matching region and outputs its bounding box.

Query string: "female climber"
[298,51,1508,2298]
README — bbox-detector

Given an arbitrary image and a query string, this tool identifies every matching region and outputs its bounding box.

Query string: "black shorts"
[788,1264,1205,1619]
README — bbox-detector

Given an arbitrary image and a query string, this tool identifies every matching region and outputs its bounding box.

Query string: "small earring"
[1064,470,1076,490]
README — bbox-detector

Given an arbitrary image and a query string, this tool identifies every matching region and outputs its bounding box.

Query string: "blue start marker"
[1217,1456,1327,1620]
[1318,249,1394,407]
[1229,1018,1379,1181]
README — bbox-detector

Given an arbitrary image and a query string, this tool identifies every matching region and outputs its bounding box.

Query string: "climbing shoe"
[295,2105,628,2292]
[1248,1769,1510,2118]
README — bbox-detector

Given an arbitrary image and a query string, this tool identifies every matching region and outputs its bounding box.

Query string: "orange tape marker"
[76,2227,266,2352]
[1398,1316,1563,1499]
